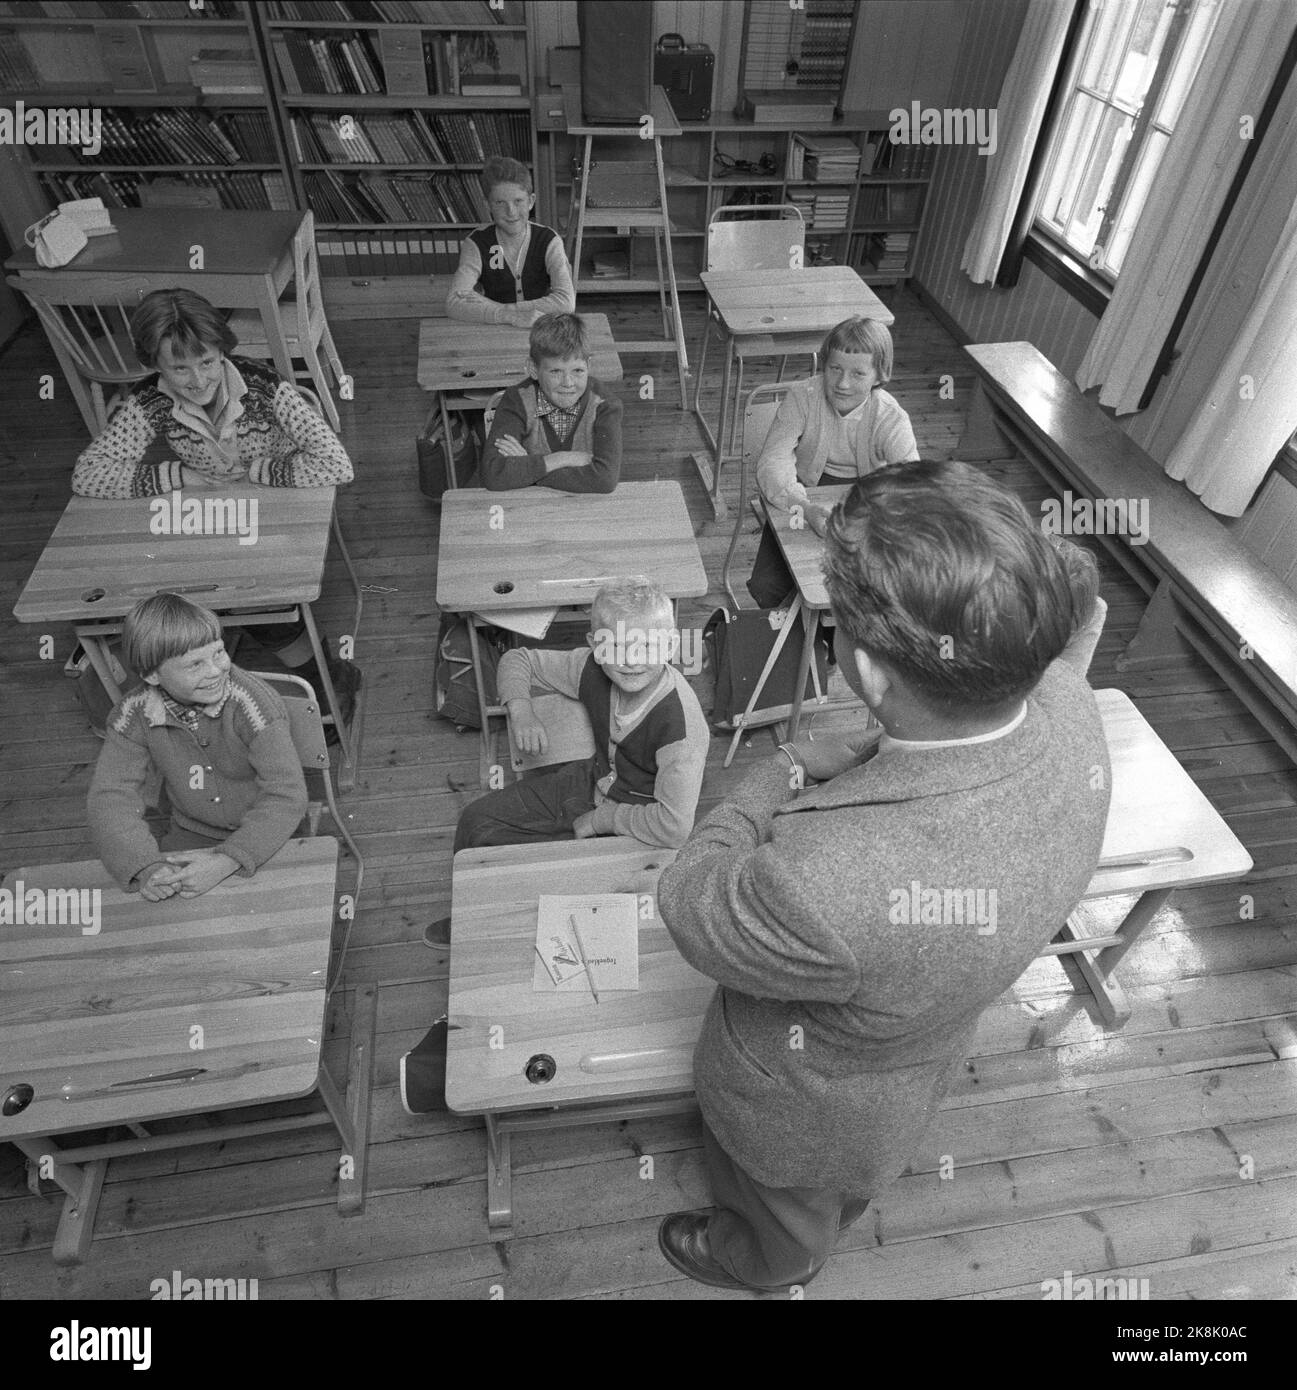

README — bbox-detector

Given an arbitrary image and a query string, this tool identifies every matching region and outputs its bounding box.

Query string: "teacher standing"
[656,459,1111,1291]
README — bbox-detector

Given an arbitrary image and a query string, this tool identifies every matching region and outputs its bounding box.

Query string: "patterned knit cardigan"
[71,356,353,499]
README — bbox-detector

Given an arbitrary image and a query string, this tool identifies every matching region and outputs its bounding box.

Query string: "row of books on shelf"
[271,27,523,97]
[28,108,278,167]
[851,231,913,274]
[855,184,925,225]
[268,1,522,23]
[0,1,238,17]
[862,138,937,179]
[289,108,525,165]
[39,168,292,211]
[303,167,487,223]
[788,190,850,231]
[317,232,465,277]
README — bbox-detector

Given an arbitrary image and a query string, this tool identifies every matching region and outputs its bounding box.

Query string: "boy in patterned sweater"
[88,593,307,900]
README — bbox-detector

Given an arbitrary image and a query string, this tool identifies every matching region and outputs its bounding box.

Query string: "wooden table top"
[5,210,301,278]
[700,266,894,335]
[1089,688,1253,896]
[13,483,337,625]
[445,839,713,1114]
[0,838,338,1140]
[766,483,851,610]
[417,312,623,392]
[434,481,707,612]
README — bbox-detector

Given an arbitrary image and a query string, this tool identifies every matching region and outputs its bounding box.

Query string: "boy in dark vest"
[445,154,575,328]
[403,578,709,1113]
[480,311,623,492]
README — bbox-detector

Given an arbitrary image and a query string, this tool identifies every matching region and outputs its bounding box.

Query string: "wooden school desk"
[5,209,302,414]
[416,313,624,487]
[12,481,364,789]
[443,700,1252,1228]
[444,838,712,1228]
[435,481,707,776]
[1057,688,1254,1026]
[691,267,894,518]
[0,839,376,1265]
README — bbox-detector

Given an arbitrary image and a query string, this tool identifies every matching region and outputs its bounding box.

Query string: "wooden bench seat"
[960,341,1297,764]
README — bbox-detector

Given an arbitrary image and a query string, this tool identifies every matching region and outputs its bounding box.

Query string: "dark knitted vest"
[578,658,687,803]
[469,222,556,304]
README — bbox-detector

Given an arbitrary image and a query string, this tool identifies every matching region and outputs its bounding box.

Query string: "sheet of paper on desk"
[533,894,640,993]
[481,606,557,639]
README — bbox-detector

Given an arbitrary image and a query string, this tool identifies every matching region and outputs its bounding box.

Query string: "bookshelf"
[0,0,540,295]
[0,0,292,234]
[260,0,537,281]
[538,113,936,293]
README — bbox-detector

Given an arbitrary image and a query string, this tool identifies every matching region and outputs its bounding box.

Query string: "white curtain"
[960,0,1073,285]
[1075,0,1294,413]
[1128,59,1297,515]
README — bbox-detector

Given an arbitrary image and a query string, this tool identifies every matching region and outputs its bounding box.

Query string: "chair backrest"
[6,274,146,388]
[253,670,331,771]
[290,208,326,336]
[706,204,806,272]
[741,381,796,471]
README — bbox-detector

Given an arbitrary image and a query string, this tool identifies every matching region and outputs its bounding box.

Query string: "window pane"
[1105,128,1168,273]
[1114,0,1177,108]
[1071,106,1135,258]
[1040,93,1104,238]
[1080,0,1137,97]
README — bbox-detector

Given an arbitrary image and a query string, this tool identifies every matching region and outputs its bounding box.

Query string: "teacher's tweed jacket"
[657,656,1111,1193]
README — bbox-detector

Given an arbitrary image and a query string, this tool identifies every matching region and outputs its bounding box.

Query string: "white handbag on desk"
[24,198,114,268]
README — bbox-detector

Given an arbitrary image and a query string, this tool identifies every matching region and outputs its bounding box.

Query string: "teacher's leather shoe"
[657,1212,761,1291]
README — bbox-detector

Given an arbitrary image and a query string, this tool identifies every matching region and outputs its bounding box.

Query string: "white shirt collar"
[880,701,1028,751]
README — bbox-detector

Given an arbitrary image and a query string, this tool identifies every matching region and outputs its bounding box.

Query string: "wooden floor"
[2,288,1296,1300]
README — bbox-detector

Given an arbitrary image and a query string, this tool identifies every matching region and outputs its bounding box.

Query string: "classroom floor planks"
[1,290,1295,1300]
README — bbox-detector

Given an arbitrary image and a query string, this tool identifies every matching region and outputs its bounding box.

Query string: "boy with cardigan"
[88,593,307,900]
[656,461,1112,1292]
[445,155,575,328]
[480,311,622,492]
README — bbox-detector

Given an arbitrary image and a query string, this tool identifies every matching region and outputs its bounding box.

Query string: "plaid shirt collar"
[144,683,232,730]
[534,384,585,440]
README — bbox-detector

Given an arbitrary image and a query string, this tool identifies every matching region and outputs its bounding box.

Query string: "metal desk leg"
[330,511,364,644]
[464,615,498,786]
[484,1113,513,1230]
[14,1136,108,1266]
[316,981,376,1216]
[786,603,820,742]
[300,602,359,792]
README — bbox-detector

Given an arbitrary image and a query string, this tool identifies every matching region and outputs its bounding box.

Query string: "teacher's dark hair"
[823,458,1088,709]
[130,288,237,368]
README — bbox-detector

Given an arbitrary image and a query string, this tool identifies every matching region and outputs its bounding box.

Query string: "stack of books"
[864,231,912,273]
[810,192,850,230]
[789,134,860,183]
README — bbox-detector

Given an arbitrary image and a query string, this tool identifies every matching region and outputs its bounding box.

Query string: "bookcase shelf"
[0,0,541,288]
[538,107,936,292]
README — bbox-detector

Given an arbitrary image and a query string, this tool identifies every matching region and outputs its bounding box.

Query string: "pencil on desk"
[569,913,600,1004]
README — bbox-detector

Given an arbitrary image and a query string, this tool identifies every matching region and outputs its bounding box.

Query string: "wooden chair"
[701,204,812,456]
[6,272,151,434]
[227,211,348,430]
[507,690,596,777]
[254,670,364,995]
[721,381,795,608]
